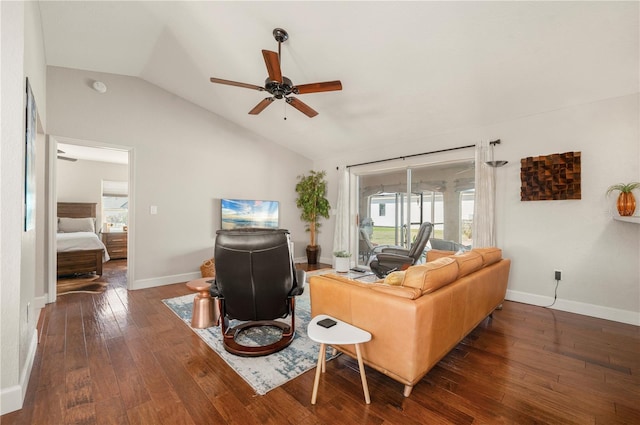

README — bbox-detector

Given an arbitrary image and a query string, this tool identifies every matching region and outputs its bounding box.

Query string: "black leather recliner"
[369,222,434,278]
[210,228,305,357]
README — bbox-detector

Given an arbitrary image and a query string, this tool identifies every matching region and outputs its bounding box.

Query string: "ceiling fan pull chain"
[284,99,287,120]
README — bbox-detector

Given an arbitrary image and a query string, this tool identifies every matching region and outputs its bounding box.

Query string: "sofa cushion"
[402,257,458,294]
[453,251,483,278]
[473,247,502,267]
[383,271,406,286]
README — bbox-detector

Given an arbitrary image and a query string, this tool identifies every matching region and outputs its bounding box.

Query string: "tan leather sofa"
[309,247,511,397]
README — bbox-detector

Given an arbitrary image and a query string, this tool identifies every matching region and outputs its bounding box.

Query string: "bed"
[57,202,110,277]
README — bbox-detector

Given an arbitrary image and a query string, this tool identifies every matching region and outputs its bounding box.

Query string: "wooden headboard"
[57,202,97,218]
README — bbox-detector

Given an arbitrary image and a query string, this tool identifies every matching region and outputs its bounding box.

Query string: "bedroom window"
[102,180,128,231]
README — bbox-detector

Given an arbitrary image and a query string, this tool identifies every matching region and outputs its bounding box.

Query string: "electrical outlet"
[554,270,562,281]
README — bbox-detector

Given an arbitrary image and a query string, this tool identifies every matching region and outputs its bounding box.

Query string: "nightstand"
[101,232,128,259]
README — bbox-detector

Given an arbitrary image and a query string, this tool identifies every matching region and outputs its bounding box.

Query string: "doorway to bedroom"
[52,138,133,300]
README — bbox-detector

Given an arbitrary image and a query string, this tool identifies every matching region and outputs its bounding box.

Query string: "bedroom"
[54,143,130,296]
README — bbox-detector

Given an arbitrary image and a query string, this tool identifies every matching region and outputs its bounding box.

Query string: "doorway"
[48,137,134,302]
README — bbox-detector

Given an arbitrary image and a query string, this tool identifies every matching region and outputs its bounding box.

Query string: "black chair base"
[222,320,294,357]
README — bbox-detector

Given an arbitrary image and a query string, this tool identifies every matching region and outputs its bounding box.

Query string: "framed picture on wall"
[24,78,36,231]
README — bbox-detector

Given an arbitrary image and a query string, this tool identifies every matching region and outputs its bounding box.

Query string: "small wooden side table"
[308,314,372,404]
[186,278,220,329]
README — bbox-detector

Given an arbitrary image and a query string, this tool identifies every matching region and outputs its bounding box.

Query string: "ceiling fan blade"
[248,97,275,115]
[210,77,264,91]
[286,97,318,118]
[294,80,342,95]
[262,50,282,83]
[57,156,77,162]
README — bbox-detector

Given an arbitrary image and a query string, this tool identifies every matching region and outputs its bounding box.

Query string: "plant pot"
[617,192,636,216]
[306,245,319,265]
[334,257,350,273]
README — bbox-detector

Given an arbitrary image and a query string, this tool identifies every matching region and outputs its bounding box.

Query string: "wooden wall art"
[520,151,581,201]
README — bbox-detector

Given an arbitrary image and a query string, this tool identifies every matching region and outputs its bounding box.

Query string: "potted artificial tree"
[606,182,640,217]
[295,170,331,264]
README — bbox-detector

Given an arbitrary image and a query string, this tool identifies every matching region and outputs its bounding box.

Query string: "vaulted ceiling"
[39,1,638,160]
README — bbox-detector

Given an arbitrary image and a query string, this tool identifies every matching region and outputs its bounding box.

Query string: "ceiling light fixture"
[92,81,107,94]
[486,139,508,168]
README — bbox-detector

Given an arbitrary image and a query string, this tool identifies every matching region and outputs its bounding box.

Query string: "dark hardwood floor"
[2,260,639,424]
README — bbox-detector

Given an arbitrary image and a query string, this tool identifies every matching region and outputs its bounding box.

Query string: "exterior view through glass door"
[356,161,475,267]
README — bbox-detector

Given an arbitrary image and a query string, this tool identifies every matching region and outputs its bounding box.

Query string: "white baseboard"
[132,271,202,290]
[0,384,22,416]
[505,289,640,326]
[32,295,46,310]
[0,330,38,415]
[131,259,340,291]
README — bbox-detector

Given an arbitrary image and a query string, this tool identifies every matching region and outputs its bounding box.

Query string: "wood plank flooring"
[2,260,639,424]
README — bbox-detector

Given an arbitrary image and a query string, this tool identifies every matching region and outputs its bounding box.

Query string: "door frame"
[47,136,135,302]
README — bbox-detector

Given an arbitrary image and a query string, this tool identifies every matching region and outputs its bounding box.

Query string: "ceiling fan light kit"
[210,28,342,118]
[486,139,508,168]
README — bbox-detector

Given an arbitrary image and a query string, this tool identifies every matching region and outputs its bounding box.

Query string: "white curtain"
[332,168,350,259]
[472,141,496,247]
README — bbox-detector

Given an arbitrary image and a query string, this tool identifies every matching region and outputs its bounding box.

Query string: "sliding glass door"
[356,160,474,267]
[357,169,407,265]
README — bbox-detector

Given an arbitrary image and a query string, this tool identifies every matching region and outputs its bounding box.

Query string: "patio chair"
[359,228,388,264]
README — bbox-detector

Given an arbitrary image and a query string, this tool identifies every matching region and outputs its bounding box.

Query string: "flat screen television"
[221,198,279,230]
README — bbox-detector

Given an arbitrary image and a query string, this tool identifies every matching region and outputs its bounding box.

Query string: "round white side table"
[307,314,372,404]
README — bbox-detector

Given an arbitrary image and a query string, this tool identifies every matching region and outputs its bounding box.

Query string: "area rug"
[162,290,338,395]
[57,275,108,295]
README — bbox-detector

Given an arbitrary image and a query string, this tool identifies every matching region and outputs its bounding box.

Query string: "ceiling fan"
[57,149,77,162]
[209,28,342,118]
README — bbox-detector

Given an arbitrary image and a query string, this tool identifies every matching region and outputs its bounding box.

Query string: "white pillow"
[58,217,95,233]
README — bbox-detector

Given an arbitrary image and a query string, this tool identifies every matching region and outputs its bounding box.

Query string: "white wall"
[1,0,47,415]
[46,66,312,288]
[0,1,26,410]
[57,158,128,229]
[315,94,640,325]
